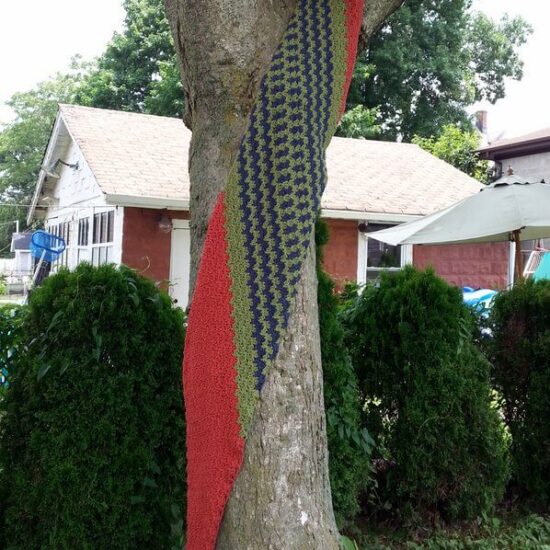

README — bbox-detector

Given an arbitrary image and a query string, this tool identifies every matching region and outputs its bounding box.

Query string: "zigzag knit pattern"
[183,1,364,548]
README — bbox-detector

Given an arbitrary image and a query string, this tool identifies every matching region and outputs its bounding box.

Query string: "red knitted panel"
[340,0,365,114]
[183,194,244,550]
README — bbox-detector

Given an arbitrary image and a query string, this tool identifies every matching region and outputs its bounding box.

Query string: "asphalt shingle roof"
[59,104,481,217]
[478,127,550,154]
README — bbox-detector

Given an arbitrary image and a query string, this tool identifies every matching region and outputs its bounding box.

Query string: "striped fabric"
[183,1,364,547]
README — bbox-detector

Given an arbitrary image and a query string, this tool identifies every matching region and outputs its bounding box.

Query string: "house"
[28,105,510,306]
[10,232,33,280]
[0,232,34,294]
[478,127,550,182]
[478,128,550,269]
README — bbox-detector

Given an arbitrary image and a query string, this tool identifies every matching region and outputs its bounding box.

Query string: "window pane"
[99,246,107,265]
[101,212,108,244]
[92,247,99,267]
[93,214,101,244]
[78,218,89,246]
[107,211,114,243]
[366,224,402,268]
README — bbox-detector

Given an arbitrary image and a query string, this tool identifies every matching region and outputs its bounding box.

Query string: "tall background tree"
[0,0,531,255]
[0,0,182,256]
[349,0,531,141]
[0,64,88,256]
[76,0,182,117]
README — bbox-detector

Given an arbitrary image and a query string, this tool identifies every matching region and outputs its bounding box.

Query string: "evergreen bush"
[0,264,186,549]
[342,266,509,522]
[490,279,550,506]
[316,221,373,527]
[0,304,26,398]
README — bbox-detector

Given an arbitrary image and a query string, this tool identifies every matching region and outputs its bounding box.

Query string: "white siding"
[44,142,124,271]
[502,152,550,183]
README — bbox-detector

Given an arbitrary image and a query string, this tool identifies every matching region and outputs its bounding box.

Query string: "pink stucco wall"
[413,242,509,289]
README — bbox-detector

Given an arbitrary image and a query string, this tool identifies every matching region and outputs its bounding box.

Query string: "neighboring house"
[0,232,34,294]
[28,105,510,306]
[478,127,550,182]
[10,232,33,279]
[478,128,550,270]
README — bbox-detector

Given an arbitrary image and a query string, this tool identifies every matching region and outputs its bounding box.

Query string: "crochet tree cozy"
[183,0,364,547]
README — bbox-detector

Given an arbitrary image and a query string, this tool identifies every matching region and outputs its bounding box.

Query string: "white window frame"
[46,218,72,273]
[91,209,115,267]
[77,215,92,265]
[357,222,413,285]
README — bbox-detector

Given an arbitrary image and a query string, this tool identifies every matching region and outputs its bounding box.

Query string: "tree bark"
[164,1,404,548]
[359,0,406,51]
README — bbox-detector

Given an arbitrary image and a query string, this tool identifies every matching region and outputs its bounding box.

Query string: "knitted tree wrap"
[183,1,364,548]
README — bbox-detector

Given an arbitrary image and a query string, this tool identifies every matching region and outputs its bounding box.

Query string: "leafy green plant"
[405,514,550,549]
[317,221,374,527]
[413,125,490,182]
[489,279,550,506]
[0,304,26,399]
[0,264,186,549]
[340,534,360,550]
[342,267,509,523]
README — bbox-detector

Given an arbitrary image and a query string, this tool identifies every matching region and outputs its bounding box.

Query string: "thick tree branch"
[360,0,405,51]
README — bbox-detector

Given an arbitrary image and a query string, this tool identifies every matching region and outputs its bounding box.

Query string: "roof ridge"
[58,103,183,123]
[331,135,420,147]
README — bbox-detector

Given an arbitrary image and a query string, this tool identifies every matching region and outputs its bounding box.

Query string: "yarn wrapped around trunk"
[183,1,364,547]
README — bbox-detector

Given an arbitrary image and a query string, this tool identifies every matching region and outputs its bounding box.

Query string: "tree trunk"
[164,1,404,548]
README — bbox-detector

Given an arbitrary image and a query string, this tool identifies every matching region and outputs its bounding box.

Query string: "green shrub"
[0,304,26,399]
[342,266,509,522]
[0,264,186,549]
[490,279,550,506]
[316,221,373,527]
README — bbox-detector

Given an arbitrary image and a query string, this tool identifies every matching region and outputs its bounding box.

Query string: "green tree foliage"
[0,64,90,254]
[0,64,88,204]
[0,0,184,253]
[490,279,550,507]
[413,124,490,182]
[353,0,531,140]
[77,0,183,117]
[337,60,381,139]
[0,264,186,549]
[342,267,509,522]
[316,221,373,527]
[0,304,25,400]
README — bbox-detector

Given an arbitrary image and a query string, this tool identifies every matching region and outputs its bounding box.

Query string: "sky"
[0,0,125,123]
[0,0,548,141]
[471,0,550,141]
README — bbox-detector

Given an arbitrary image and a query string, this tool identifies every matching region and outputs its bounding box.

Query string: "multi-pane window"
[47,221,70,270]
[362,223,412,283]
[91,210,114,266]
[93,211,114,245]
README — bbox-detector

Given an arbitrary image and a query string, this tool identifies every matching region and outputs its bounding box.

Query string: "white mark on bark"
[300,511,309,525]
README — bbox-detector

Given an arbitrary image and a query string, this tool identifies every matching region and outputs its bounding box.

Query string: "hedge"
[342,266,509,522]
[0,264,186,549]
[490,279,550,506]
